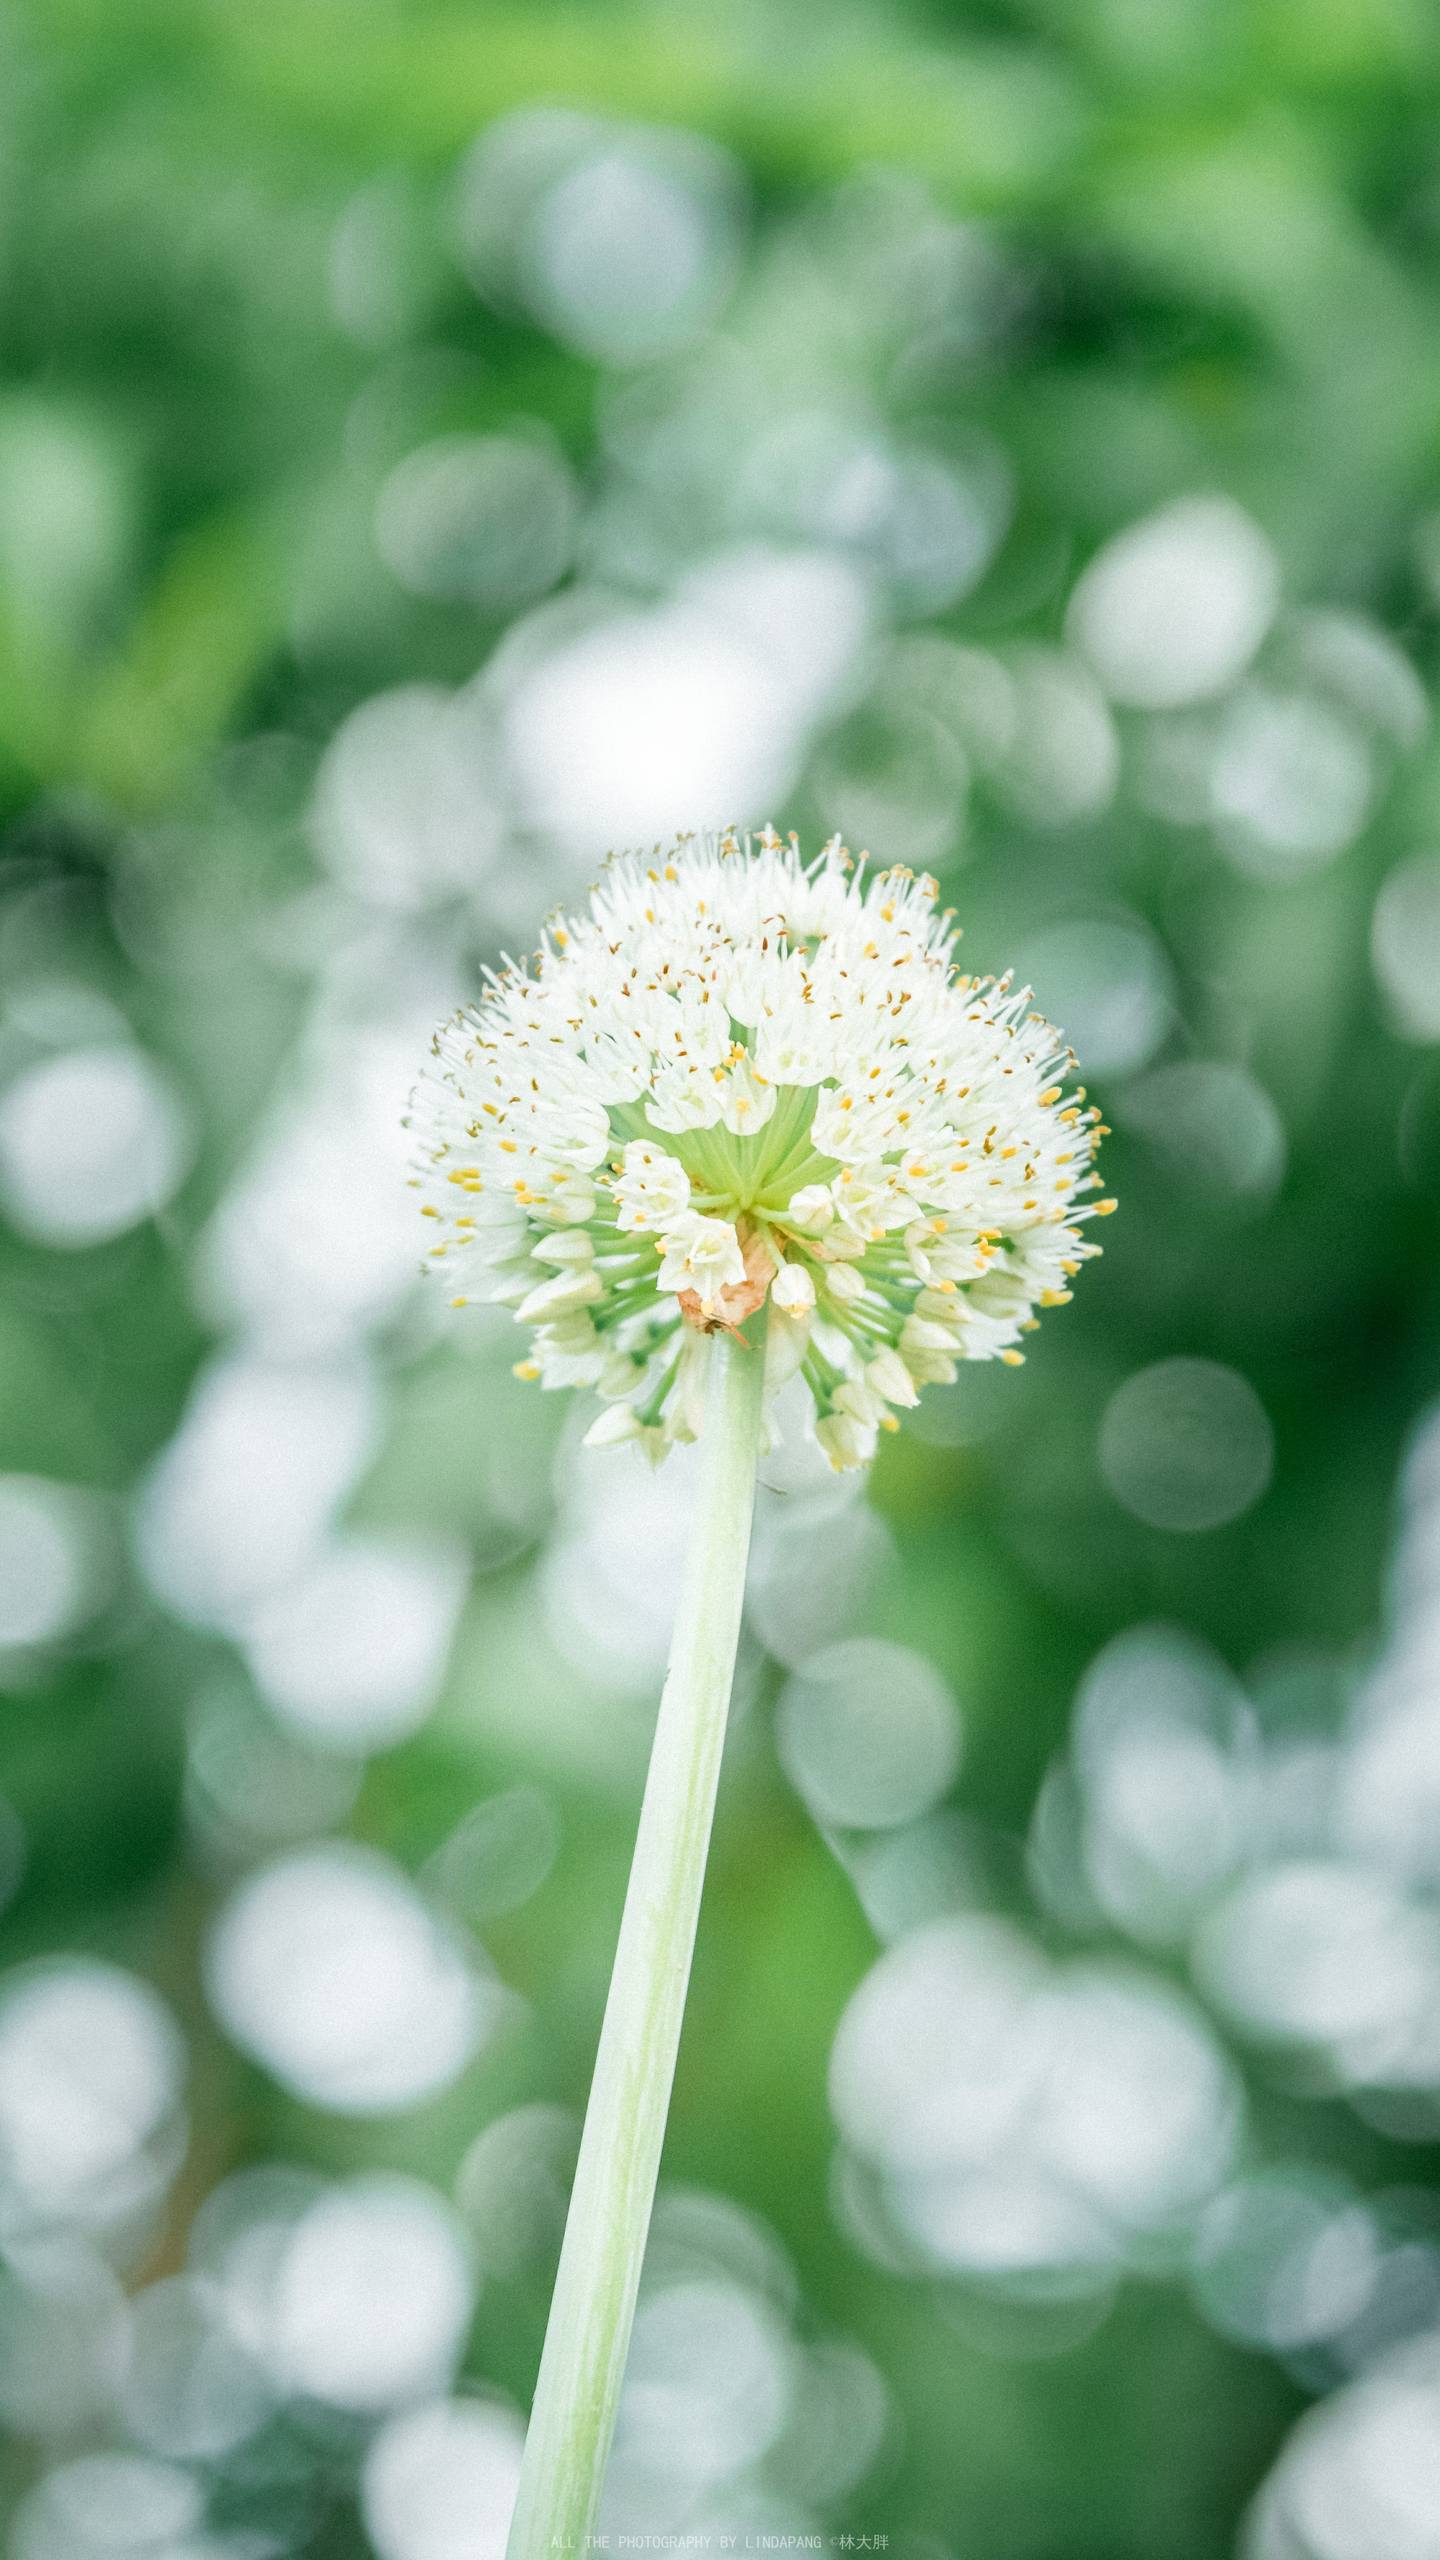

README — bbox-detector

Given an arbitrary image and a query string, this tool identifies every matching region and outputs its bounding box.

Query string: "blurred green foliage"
[3,4,1440,2558]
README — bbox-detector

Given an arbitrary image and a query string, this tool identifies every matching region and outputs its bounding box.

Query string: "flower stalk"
[505,1322,768,2559]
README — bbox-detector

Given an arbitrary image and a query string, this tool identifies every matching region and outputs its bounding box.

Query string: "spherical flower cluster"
[409,830,1112,1468]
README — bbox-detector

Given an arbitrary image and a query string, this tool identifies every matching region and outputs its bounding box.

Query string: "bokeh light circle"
[1068,496,1279,710]
[777,1638,961,1831]
[9,2452,202,2560]
[0,1961,185,2238]
[362,2396,524,2560]
[0,1046,193,1248]
[206,1844,489,2114]
[1017,916,1174,1079]
[1373,854,1440,1042]
[272,2175,475,2412]
[0,1475,102,1650]
[1119,1060,1286,1206]
[1100,1359,1274,1533]
[375,433,575,609]
[1246,2347,1440,2560]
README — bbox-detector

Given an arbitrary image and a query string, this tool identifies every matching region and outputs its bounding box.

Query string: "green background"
[3,3,1440,2555]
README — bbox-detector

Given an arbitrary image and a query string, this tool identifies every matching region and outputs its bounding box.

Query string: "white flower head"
[409,829,1112,1467]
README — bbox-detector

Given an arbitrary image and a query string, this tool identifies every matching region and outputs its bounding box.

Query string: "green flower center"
[609,1083,841,1227]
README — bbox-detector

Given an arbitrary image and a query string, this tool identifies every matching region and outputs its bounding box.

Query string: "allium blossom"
[409,829,1112,1467]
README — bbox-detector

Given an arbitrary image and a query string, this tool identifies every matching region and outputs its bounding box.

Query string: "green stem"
[504,1323,768,2560]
